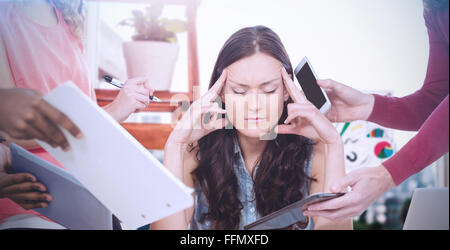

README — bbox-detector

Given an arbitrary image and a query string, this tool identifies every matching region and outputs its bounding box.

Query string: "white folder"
[37,82,193,229]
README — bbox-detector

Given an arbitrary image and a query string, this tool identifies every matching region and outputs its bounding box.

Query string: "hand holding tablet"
[244,192,345,230]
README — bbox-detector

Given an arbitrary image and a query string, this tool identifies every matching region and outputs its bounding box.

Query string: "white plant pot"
[123,41,179,91]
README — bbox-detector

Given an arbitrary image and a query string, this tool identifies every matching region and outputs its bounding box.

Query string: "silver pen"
[103,75,162,102]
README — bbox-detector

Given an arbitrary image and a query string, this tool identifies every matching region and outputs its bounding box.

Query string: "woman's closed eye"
[263,87,278,94]
[232,88,247,95]
[232,88,278,95]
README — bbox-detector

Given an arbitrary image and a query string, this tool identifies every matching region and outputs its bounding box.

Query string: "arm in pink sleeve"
[383,95,449,185]
[368,9,449,131]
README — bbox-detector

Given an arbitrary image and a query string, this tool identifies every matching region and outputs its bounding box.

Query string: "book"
[10,143,112,230]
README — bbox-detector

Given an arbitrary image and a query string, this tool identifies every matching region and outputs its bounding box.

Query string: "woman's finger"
[201,108,227,119]
[132,85,151,96]
[0,173,37,190]
[303,206,359,222]
[305,192,357,214]
[140,77,153,91]
[303,192,364,221]
[316,78,346,95]
[203,118,227,132]
[1,182,46,195]
[200,102,222,113]
[201,104,226,128]
[21,125,51,146]
[201,101,227,128]
[134,93,151,106]
[281,67,308,104]
[7,192,52,202]
[284,104,317,125]
[284,103,338,143]
[206,69,228,101]
[316,79,334,90]
[125,77,148,86]
[18,201,49,210]
[134,102,148,112]
[38,100,83,139]
[29,113,65,149]
[275,124,297,135]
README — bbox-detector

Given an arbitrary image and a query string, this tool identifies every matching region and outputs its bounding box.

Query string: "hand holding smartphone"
[294,57,331,114]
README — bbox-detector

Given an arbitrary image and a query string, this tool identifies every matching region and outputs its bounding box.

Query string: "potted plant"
[120,2,186,91]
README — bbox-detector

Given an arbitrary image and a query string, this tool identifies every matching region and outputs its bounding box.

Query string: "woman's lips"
[245,117,265,122]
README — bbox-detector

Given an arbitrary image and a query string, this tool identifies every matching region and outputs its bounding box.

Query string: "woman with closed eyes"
[152,26,352,230]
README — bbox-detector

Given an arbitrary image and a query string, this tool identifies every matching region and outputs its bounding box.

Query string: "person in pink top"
[0,0,155,229]
[303,0,449,221]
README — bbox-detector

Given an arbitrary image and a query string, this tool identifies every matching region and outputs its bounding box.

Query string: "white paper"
[38,82,193,229]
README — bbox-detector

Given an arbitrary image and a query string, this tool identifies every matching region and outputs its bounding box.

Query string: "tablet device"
[10,143,112,230]
[294,57,331,114]
[244,192,345,230]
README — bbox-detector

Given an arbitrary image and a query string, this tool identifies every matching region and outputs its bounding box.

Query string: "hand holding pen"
[102,76,157,122]
[103,76,162,102]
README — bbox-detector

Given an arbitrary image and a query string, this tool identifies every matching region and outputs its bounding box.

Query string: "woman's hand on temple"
[167,70,228,146]
[276,68,340,145]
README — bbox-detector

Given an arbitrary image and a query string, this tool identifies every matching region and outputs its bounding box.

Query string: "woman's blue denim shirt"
[189,136,314,230]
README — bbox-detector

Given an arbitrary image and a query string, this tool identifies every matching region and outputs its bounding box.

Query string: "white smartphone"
[294,57,331,114]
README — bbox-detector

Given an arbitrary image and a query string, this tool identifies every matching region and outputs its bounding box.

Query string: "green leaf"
[167,37,178,43]
[160,18,186,34]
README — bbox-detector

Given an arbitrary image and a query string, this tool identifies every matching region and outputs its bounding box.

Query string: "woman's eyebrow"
[227,77,281,87]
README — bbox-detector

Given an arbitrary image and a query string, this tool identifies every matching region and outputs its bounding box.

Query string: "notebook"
[10,143,112,230]
[35,81,193,229]
[403,188,449,230]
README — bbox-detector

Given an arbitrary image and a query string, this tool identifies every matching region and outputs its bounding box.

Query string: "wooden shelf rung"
[121,123,174,150]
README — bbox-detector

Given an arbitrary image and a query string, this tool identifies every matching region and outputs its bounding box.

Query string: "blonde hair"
[16,0,85,39]
[52,0,85,39]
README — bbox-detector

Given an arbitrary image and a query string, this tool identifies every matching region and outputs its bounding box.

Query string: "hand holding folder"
[33,82,193,229]
[10,143,112,230]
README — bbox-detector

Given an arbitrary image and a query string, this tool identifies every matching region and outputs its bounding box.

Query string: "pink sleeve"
[367,9,449,131]
[383,95,449,185]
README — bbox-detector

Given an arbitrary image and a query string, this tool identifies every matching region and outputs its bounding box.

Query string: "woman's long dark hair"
[192,26,315,229]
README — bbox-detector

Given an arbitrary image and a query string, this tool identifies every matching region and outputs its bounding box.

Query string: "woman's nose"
[247,93,262,112]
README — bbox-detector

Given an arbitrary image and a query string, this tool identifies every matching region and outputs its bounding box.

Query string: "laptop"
[403,187,449,230]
